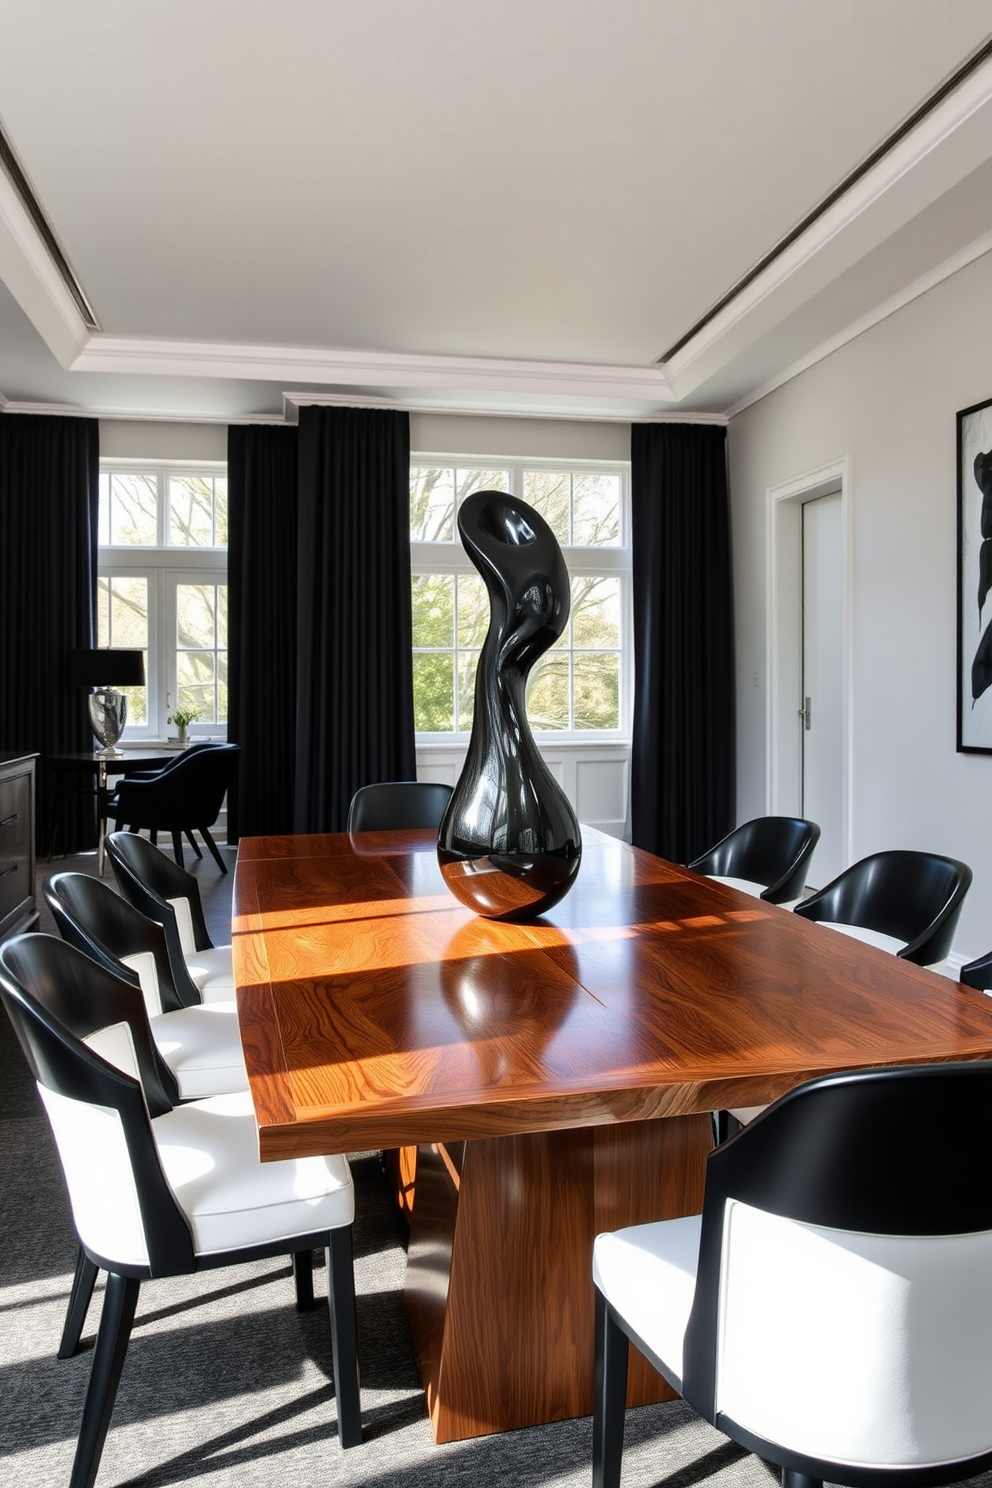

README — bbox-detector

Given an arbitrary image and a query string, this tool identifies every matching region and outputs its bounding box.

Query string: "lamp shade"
[70,649,145,687]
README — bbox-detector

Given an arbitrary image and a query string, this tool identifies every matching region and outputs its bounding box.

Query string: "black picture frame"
[957,395,992,752]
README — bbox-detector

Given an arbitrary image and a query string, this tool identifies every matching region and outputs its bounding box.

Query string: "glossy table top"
[232,826,992,1160]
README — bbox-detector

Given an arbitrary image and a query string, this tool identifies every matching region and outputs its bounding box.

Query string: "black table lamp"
[70,649,146,756]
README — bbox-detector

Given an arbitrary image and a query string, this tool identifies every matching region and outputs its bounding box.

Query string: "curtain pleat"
[227,425,299,839]
[630,423,734,863]
[294,406,415,832]
[0,413,99,850]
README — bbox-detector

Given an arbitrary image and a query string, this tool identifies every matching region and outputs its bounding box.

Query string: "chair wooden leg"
[59,1247,99,1359]
[593,1288,629,1488]
[171,830,185,868]
[293,1248,316,1310]
[200,826,228,874]
[70,1271,140,1488]
[327,1227,362,1447]
[184,829,203,859]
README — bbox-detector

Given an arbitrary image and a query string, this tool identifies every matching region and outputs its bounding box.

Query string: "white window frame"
[410,456,633,746]
[97,461,228,743]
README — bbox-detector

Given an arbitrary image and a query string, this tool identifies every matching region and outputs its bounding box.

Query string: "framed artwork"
[958,395,992,751]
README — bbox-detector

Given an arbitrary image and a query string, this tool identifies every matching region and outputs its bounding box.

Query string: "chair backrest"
[106,830,213,954]
[794,849,972,965]
[43,871,201,1017]
[960,950,992,992]
[0,933,193,1273]
[113,742,240,826]
[347,781,453,832]
[682,1062,992,1474]
[687,817,820,904]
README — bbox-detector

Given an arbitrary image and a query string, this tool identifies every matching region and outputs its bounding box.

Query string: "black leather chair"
[347,780,453,832]
[107,742,239,872]
[723,848,973,1137]
[687,816,820,906]
[961,952,992,992]
[0,932,361,1488]
[793,849,972,968]
[593,1061,992,1488]
[106,829,234,996]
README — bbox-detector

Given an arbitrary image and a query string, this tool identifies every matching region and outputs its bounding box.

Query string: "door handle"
[798,696,811,730]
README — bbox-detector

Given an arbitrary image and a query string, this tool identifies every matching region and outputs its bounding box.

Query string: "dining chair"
[793,849,972,968]
[44,869,249,1363]
[347,780,453,832]
[0,932,362,1488]
[722,849,973,1134]
[43,870,246,1099]
[106,742,239,872]
[106,829,234,997]
[959,950,992,993]
[593,1060,992,1488]
[687,816,821,907]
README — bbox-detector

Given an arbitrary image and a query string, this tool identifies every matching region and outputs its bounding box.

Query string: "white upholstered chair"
[593,1061,992,1488]
[0,933,362,1488]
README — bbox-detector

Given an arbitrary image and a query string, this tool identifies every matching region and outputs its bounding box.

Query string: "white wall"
[99,419,227,462]
[729,249,992,961]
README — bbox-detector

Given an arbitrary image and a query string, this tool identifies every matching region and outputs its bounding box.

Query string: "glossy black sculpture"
[437,491,582,920]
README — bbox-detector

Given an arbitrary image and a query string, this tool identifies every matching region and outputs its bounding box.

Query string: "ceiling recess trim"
[71,338,676,408]
[0,118,99,331]
[659,32,992,366]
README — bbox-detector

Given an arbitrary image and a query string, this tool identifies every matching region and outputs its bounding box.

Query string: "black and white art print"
[958,396,992,752]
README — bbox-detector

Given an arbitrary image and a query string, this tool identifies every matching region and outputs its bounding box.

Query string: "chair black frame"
[594,1061,992,1488]
[793,849,972,966]
[686,816,820,905]
[106,829,218,962]
[0,933,361,1488]
[347,780,453,832]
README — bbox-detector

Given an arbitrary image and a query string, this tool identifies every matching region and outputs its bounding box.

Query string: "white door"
[801,493,844,887]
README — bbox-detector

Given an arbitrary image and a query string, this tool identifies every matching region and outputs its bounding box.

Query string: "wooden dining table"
[232,824,992,1444]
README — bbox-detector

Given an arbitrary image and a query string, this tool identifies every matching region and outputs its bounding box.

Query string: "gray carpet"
[0,845,950,1487]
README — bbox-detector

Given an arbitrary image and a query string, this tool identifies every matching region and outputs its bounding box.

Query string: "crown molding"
[724,226,992,420]
[71,335,675,407]
[282,388,726,425]
[664,49,992,402]
[0,167,90,367]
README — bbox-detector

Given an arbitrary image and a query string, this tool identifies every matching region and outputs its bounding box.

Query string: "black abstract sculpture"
[973,448,992,705]
[437,491,582,920]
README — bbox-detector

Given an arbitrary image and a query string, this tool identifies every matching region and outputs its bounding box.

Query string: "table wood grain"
[233,826,992,1439]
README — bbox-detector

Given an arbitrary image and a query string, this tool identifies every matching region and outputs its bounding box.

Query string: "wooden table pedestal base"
[402,1113,712,1443]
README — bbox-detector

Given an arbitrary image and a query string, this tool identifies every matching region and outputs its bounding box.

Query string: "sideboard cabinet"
[0,752,38,941]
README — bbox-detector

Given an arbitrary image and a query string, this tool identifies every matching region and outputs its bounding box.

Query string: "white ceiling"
[1,0,992,424]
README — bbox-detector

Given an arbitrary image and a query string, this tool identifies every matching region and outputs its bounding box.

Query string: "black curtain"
[0,413,100,850]
[227,425,299,839]
[630,423,734,864]
[294,406,415,832]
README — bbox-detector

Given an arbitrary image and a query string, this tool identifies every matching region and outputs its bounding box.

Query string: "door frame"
[766,457,852,879]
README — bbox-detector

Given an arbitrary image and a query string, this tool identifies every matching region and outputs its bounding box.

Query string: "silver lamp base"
[88,689,128,756]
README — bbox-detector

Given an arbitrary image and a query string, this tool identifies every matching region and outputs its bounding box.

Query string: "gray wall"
[729,249,992,960]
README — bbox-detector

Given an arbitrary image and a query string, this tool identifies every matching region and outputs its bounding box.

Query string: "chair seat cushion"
[813,920,906,956]
[592,1214,701,1390]
[149,1003,247,1100]
[185,944,236,1001]
[152,1091,354,1256]
[706,874,766,899]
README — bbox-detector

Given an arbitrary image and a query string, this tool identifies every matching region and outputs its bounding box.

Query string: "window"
[410,460,630,739]
[97,466,228,740]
